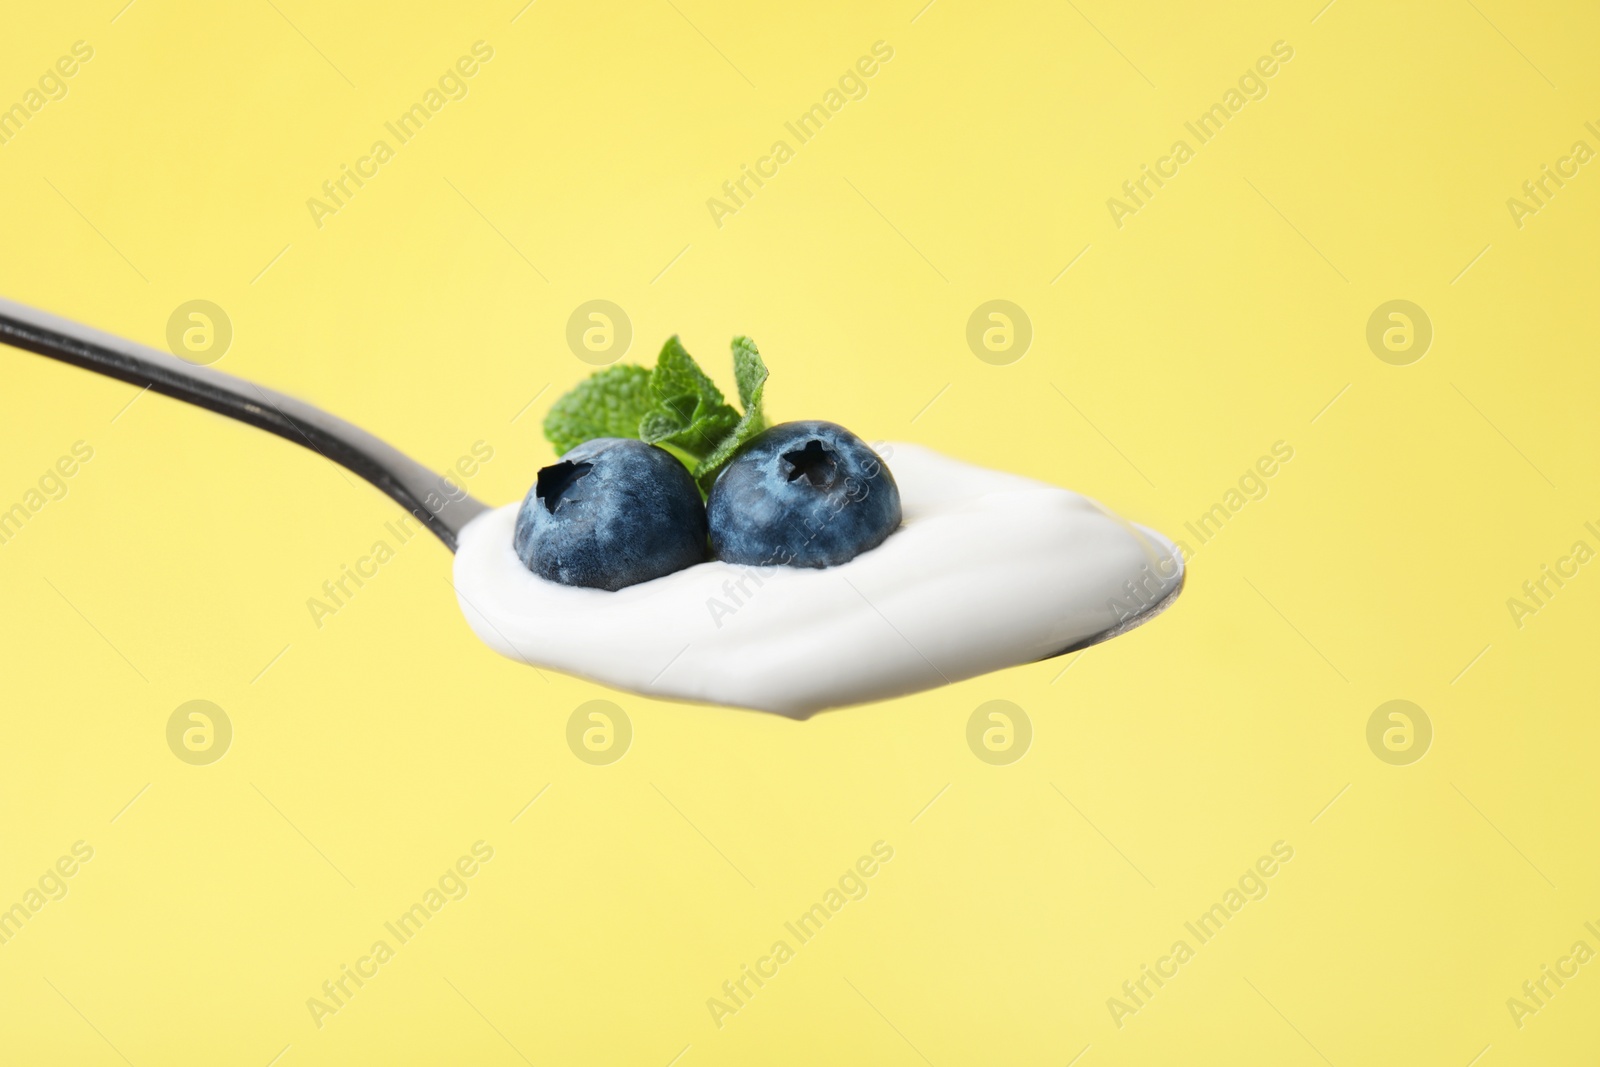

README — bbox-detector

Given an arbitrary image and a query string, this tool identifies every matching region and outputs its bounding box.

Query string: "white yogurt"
[451,443,1183,717]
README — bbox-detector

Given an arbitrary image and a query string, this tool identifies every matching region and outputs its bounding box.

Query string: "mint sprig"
[542,335,770,493]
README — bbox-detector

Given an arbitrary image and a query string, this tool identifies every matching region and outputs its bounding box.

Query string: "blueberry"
[707,421,900,568]
[514,438,707,591]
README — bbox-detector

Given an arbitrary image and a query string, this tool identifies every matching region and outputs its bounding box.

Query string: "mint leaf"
[637,409,686,444]
[651,336,724,409]
[732,335,767,411]
[542,364,654,454]
[692,337,768,491]
[638,336,739,458]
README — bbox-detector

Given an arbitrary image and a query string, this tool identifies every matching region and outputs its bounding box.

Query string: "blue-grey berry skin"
[514,438,707,591]
[707,421,900,568]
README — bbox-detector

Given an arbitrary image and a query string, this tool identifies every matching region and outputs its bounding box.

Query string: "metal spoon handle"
[0,296,488,552]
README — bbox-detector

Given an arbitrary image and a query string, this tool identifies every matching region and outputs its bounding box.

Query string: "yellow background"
[2,0,1597,1063]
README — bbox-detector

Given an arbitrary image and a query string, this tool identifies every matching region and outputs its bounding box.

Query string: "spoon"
[0,296,486,551]
[2,295,1181,698]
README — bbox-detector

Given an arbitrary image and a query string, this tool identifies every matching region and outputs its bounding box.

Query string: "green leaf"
[541,364,654,454]
[638,336,740,458]
[692,337,768,491]
[637,409,685,444]
[732,335,767,411]
[651,336,726,410]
